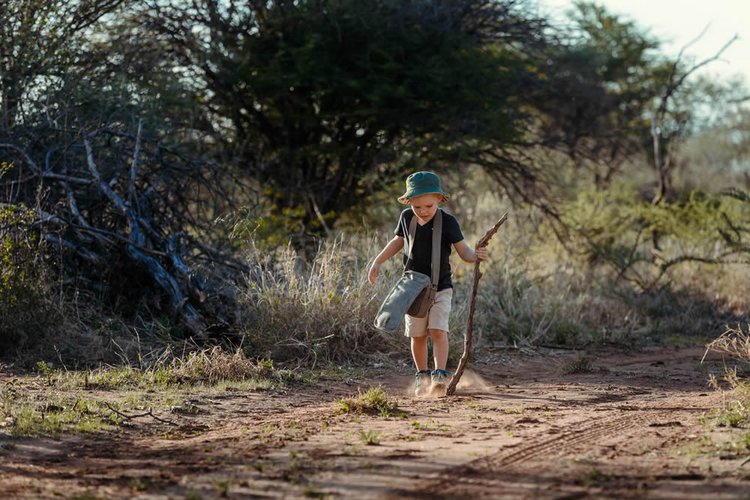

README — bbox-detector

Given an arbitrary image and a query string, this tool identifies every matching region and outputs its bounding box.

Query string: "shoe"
[430,369,453,394]
[414,370,432,396]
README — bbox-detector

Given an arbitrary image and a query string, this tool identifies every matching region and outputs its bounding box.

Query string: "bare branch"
[129,118,144,213]
[103,401,177,426]
[0,143,91,184]
[83,132,207,336]
[84,134,132,217]
[651,32,740,204]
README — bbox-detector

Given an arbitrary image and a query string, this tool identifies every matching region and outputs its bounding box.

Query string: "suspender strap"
[406,209,442,289]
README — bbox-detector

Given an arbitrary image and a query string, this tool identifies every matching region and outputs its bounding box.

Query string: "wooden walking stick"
[445,212,508,396]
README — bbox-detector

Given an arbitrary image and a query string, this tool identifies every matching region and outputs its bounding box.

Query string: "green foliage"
[532,1,670,169]
[705,368,750,458]
[0,0,127,130]
[0,203,60,355]
[0,348,283,437]
[223,204,309,252]
[21,347,280,397]
[0,0,747,368]
[1,389,107,438]
[713,401,749,428]
[0,203,37,296]
[36,360,54,385]
[560,185,750,289]
[336,387,398,417]
[147,0,534,240]
[639,192,746,246]
[441,170,750,349]
[359,429,382,445]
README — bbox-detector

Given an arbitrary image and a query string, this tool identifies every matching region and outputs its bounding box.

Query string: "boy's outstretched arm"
[368,236,404,285]
[454,240,488,263]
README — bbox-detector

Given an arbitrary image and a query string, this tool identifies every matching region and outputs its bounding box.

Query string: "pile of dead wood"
[1,121,245,337]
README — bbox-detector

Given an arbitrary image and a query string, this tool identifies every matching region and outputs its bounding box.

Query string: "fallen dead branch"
[0,120,246,337]
[446,212,508,396]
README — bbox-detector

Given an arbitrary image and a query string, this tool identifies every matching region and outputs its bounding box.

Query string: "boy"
[368,171,488,396]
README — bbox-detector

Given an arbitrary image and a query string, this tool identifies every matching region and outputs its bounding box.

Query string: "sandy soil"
[1,344,749,499]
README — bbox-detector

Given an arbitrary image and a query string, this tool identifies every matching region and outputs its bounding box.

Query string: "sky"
[538,0,750,83]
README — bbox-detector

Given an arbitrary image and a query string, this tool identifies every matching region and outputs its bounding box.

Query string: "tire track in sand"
[409,399,680,498]
[480,408,669,470]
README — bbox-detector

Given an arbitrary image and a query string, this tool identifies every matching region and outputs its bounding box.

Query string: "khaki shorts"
[404,288,453,338]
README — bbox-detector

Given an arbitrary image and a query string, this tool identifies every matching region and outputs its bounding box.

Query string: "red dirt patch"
[1,345,749,498]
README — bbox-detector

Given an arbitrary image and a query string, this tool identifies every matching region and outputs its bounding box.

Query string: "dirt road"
[2,345,749,499]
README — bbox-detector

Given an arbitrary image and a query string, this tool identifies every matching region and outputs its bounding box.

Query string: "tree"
[647,32,740,204]
[675,75,750,190]
[0,0,129,133]
[526,1,671,189]
[142,0,544,242]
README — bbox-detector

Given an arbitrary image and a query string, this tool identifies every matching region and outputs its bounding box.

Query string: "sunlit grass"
[0,347,285,437]
[702,366,750,458]
[335,386,399,417]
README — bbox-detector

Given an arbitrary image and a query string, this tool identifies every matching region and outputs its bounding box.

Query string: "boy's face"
[408,193,442,223]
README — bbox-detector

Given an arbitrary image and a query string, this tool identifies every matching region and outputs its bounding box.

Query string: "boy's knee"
[428,329,448,340]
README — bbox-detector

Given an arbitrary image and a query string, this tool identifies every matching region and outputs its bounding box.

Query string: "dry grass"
[168,346,275,384]
[0,346,283,437]
[8,170,750,371]
[228,184,750,365]
[705,325,750,364]
[562,355,595,374]
[237,234,402,366]
[704,326,750,446]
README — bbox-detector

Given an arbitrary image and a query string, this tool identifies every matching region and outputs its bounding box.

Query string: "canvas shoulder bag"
[372,210,442,332]
[372,270,431,333]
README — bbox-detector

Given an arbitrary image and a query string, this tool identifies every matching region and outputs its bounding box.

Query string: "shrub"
[0,203,60,355]
[560,185,750,291]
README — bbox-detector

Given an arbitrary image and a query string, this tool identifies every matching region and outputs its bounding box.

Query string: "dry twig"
[103,401,177,426]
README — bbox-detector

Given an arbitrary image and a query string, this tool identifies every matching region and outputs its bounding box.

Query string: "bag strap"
[406,209,442,288]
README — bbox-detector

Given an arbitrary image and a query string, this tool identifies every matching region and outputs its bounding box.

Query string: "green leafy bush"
[561,185,750,290]
[0,202,60,355]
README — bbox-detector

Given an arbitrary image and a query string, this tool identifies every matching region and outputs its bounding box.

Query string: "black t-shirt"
[395,208,464,291]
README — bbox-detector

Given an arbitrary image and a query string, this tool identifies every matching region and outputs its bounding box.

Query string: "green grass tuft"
[335,386,399,417]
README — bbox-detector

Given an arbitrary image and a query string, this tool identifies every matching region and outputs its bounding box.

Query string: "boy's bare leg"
[411,336,432,396]
[428,329,450,396]
[429,329,449,370]
[411,336,429,371]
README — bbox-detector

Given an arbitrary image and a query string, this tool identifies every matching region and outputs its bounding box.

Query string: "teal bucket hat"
[398,171,450,204]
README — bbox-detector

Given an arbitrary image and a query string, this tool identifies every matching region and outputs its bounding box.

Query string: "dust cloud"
[455,369,494,392]
[406,369,494,398]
